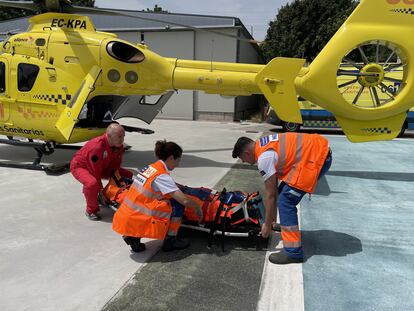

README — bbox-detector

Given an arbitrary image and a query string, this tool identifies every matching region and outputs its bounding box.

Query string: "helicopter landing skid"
[0,161,70,175]
[122,125,154,135]
[0,138,70,175]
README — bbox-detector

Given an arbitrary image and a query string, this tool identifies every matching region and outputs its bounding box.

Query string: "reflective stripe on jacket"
[112,160,172,239]
[255,133,329,193]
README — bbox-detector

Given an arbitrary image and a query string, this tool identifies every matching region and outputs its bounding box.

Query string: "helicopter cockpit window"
[0,62,5,93]
[18,63,40,92]
[106,41,145,63]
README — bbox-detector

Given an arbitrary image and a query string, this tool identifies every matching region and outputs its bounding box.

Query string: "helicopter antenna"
[140,32,145,45]
[210,39,215,72]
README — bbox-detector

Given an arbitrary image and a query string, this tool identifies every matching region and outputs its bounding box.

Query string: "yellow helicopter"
[0,0,413,172]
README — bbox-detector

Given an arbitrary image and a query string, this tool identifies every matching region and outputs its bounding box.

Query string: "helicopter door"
[0,59,10,122]
[55,66,102,141]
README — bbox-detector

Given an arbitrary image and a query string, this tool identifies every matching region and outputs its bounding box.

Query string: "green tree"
[143,4,168,13]
[261,0,358,62]
[72,0,95,7]
[0,0,95,22]
[0,8,30,22]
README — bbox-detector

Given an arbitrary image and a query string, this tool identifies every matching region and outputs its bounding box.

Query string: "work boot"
[268,252,303,265]
[85,211,101,221]
[162,236,190,252]
[123,236,146,253]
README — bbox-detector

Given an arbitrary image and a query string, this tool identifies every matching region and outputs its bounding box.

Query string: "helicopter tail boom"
[172,57,305,122]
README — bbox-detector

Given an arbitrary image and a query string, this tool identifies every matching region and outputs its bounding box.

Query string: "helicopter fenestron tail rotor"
[295,0,414,142]
[336,41,407,110]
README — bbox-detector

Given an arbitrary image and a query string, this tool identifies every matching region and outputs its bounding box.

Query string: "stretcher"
[102,172,266,249]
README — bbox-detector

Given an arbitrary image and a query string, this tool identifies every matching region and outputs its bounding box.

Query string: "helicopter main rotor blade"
[0,1,261,43]
[0,0,37,11]
[0,28,20,35]
[65,5,262,44]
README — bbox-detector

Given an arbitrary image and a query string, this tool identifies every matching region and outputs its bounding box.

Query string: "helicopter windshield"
[106,41,145,64]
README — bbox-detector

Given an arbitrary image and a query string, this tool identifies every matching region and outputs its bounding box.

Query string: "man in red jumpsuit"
[71,123,133,220]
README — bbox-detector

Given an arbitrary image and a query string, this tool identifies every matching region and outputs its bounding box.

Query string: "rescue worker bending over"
[70,123,133,221]
[232,133,332,264]
[112,140,203,252]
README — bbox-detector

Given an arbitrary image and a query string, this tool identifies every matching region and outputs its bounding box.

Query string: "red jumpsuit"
[70,134,133,214]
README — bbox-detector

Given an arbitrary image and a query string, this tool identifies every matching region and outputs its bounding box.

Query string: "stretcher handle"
[207,188,227,248]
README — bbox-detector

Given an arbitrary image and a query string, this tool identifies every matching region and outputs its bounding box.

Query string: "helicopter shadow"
[270,127,414,139]
[0,144,255,176]
[123,149,256,171]
[326,170,414,182]
[0,144,78,175]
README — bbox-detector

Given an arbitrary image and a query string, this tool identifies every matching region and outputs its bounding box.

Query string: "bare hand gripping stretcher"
[102,171,266,249]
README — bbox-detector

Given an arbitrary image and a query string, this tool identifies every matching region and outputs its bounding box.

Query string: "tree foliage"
[0,8,30,22]
[142,4,168,13]
[71,0,95,7]
[0,0,95,22]
[261,0,358,62]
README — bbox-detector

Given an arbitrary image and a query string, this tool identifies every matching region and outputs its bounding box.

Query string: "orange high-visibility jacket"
[112,160,172,240]
[255,133,329,193]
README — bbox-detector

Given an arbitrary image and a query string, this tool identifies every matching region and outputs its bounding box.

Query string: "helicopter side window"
[0,62,5,93]
[18,63,40,92]
[106,41,145,63]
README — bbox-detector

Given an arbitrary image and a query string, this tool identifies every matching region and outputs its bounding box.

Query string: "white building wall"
[116,31,195,120]
[235,36,265,120]
[113,28,262,121]
[194,28,239,120]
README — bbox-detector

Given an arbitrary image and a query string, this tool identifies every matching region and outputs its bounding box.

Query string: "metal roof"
[0,9,243,34]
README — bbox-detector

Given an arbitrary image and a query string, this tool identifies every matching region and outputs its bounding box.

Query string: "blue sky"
[95,0,291,41]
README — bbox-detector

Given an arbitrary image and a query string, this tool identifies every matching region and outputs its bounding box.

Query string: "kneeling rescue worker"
[232,133,332,264]
[112,140,203,252]
[70,123,133,221]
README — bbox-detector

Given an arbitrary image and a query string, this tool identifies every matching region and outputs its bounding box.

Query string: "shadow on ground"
[104,228,268,311]
[0,145,256,176]
[268,127,414,139]
[130,228,269,264]
[327,170,414,182]
[302,229,362,261]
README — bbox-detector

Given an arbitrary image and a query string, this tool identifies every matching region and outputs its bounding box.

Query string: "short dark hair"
[155,140,183,160]
[232,136,254,158]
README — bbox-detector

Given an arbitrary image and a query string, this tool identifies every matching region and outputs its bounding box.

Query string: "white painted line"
[256,205,304,311]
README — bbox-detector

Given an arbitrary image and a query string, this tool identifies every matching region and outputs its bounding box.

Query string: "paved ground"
[301,134,414,311]
[0,121,413,311]
[0,119,266,311]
